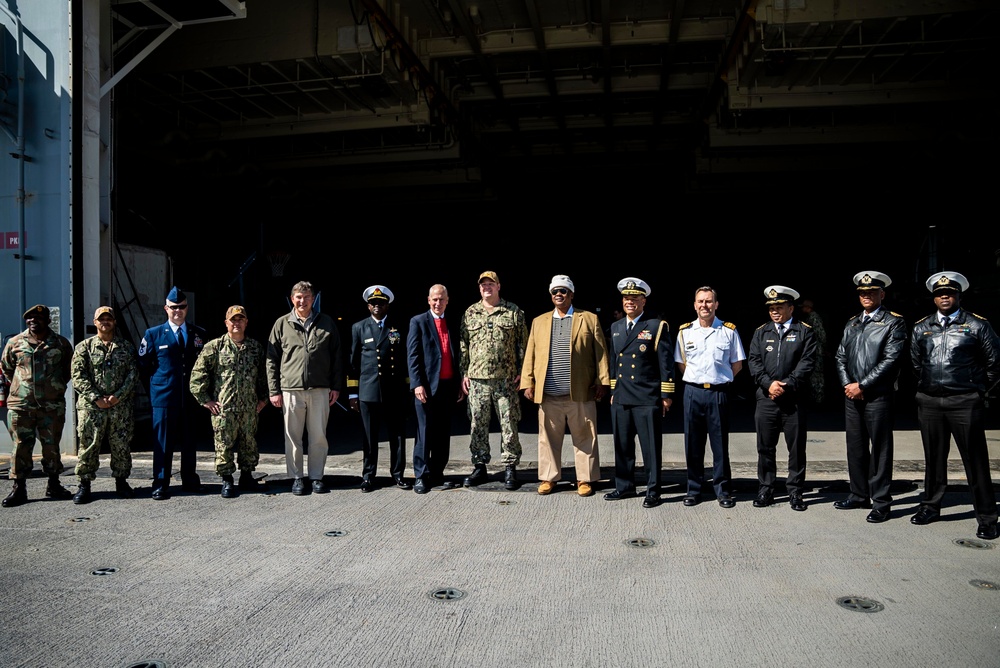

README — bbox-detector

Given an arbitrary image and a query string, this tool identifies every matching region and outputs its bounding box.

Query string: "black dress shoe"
[910,506,939,525]
[752,492,773,508]
[866,508,890,524]
[603,490,637,501]
[442,481,461,489]
[682,495,701,507]
[360,479,374,493]
[718,495,735,509]
[642,495,661,508]
[413,478,429,494]
[834,498,871,510]
[464,464,489,487]
[394,477,413,490]
[151,486,170,501]
[180,473,202,492]
[312,479,327,494]
[789,495,807,512]
[976,523,999,540]
[291,478,308,496]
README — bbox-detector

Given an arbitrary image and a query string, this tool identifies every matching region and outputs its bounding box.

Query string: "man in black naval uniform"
[833,271,908,524]
[747,285,818,512]
[910,271,999,540]
[603,277,675,509]
[348,285,412,492]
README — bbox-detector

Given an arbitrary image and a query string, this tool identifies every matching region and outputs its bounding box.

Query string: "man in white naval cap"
[909,271,999,540]
[604,277,675,509]
[747,285,818,512]
[832,271,908,523]
[348,285,412,492]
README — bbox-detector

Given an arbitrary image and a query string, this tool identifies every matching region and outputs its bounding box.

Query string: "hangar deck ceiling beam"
[103,0,246,98]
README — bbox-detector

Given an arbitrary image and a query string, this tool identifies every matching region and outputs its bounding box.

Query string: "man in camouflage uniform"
[1,304,75,507]
[460,271,528,490]
[189,305,268,498]
[70,306,138,504]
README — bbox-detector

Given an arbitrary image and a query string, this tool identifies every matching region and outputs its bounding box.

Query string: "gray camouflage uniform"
[189,335,268,476]
[71,335,138,480]
[1,330,74,479]
[460,298,528,465]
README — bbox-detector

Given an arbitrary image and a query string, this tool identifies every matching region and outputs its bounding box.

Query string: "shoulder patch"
[970,312,989,321]
[801,321,812,328]
[848,314,860,322]
[723,322,736,330]
[889,311,903,318]
[755,323,770,331]
[678,322,692,331]
[914,315,931,325]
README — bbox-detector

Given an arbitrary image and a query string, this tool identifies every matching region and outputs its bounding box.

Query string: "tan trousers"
[282,388,331,480]
[537,395,600,483]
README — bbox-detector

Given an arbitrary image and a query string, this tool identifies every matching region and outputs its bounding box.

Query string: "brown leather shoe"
[577,481,594,497]
[537,480,556,495]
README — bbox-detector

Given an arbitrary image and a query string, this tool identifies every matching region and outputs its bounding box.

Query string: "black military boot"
[72,479,92,505]
[504,465,519,491]
[115,477,135,498]
[464,463,489,487]
[45,474,73,500]
[2,480,27,508]
[220,475,237,499]
[239,470,266,491]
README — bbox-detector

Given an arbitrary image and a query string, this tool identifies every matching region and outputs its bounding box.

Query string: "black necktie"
[177,327,185,348]
[862,315,871,325]
[942,316,950,328]
[627,321,634,335]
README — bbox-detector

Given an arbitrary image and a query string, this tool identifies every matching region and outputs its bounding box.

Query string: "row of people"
[1,270,997,541]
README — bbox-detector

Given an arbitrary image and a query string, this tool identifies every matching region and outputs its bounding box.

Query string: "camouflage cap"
[94,306,116,320]
[226,305,248,319]
[22,304,49,320]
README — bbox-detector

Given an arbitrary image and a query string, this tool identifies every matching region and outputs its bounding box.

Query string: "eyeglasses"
[550,288,569,295]
[167,304,188,311]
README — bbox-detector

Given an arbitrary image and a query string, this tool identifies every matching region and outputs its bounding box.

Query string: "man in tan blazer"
[520,275,611,497]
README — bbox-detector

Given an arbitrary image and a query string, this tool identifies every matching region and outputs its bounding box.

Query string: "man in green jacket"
[266,281,345,496]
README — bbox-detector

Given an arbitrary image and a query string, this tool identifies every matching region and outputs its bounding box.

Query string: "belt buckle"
[702,383,711,389]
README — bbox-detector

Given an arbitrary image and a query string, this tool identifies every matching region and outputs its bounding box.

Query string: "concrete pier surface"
[1,400,998,668]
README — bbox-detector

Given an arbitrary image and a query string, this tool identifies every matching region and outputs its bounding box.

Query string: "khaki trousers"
[536,395,600,483]
[282,388,331,480]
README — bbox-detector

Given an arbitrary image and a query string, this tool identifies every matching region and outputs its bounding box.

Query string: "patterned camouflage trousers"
[75,406,134,480]
[467,378,521,466]
[6,406,66,479]
[211,409,260,476]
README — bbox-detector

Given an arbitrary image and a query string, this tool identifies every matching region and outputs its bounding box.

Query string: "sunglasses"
[167,304,188,311]
[550,288,569,295]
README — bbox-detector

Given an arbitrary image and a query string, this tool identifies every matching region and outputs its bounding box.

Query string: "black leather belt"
[685,381,730,391]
